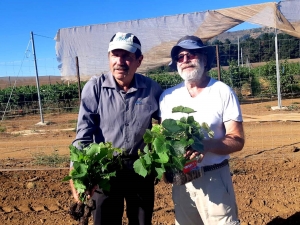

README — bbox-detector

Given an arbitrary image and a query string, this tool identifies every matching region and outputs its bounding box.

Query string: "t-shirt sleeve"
[223,89,243,123]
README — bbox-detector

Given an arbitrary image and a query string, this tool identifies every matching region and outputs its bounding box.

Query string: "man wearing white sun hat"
[160,35,245,225]
[70,32,163,225]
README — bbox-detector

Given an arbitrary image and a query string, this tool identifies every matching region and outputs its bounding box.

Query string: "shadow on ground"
[266,212,300,225]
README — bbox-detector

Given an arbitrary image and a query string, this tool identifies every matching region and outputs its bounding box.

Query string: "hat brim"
[169,45,216,71]
[108,43,138,53]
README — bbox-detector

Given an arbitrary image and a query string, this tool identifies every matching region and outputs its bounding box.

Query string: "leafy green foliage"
[209,59,300,98]
[148,73,183,90]
[133,106,214,180]
[0,81,87,113]
[209,32,300,67]
[259,60,298,95]
[63,142,122,202]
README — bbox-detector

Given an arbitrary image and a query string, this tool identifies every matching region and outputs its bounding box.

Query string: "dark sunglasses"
[175,51,198,63]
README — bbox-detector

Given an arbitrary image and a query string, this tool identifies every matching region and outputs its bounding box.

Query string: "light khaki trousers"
[172,165,240,225]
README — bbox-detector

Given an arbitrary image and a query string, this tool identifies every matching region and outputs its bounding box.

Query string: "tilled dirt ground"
[1,98,300,225]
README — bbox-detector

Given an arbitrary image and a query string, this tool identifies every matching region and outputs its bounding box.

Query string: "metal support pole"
[30,31,44,123]
[216,45,221,81]
[75,56,81,103]
[275,30,282,108]
[237,37,240,67]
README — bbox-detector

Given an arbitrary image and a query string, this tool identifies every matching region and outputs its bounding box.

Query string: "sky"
[0,0,276,77]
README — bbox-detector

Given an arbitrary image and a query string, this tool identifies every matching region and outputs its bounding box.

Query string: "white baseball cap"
[108,32,141,53]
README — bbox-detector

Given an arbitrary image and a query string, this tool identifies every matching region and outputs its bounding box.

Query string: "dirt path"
[1,98,300,224]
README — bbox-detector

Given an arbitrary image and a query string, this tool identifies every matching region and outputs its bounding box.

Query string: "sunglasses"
[175,51,198,63]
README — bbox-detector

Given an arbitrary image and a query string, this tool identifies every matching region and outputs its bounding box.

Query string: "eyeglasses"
[175,52,197,63]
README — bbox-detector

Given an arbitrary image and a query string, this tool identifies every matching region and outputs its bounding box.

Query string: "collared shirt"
[73,72,163,156]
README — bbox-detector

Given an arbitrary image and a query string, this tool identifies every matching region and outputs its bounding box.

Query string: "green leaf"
[86,144,100,156]
[101,171,116,179]
[191,135,204,152]
[187,115,195,124]
[179,117,187,123]
[172,106,196,114]
[143,145,150,154]
[162,119,185,133]
[172,156,186,170]
[171,140,186,156]
[151,124,162,134]
[73,179,86,194]
[143,153,152,165]
[155,167,166,180]
[153,137,166,153]
[62,175,72,182]
[155,152,169,163]
[69,145,82,162]
[73,162,88,177]
[133,159,148,178]
[143,129,154,143]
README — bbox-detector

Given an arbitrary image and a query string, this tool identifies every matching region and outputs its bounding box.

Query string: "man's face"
[176,50,207,82]
[109,49,142,81]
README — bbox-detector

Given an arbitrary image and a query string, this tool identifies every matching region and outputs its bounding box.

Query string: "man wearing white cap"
[70,32,163,225]
[160,35,245,225]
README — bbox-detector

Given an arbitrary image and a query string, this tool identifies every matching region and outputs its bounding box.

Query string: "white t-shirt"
[159,77,243,166]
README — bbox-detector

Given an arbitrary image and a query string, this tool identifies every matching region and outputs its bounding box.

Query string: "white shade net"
[55,1,300,80]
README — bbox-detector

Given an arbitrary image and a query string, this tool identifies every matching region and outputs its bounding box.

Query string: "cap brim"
[108,43,137,53]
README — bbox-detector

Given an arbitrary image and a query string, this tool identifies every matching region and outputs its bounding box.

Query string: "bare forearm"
[203,134,244,155]
[69,168,79,202]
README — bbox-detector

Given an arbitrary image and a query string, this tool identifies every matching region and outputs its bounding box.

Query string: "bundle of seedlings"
[63,142,122,225]
[133,106,214,185]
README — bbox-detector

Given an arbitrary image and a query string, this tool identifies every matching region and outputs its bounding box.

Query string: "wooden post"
[75,56,81,103]
[216,45,221,81]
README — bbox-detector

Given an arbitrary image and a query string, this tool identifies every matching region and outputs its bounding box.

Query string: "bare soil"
[1,98,300,225]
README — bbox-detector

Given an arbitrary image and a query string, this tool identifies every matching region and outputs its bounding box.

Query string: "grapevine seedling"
[133,106,214,180]
[63,142,123,225]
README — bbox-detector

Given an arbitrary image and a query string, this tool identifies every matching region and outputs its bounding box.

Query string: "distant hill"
[208,27,281,44]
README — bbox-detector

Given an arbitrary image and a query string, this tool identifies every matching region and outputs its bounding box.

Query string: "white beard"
[177,59,205,82]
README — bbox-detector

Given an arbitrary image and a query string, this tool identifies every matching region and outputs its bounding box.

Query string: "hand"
[86,185,98,199]
[70,179,98,202]
[185,148,205,163]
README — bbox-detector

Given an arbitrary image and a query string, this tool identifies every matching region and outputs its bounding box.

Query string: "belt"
[169,159,229,186]
[203,159,229,172]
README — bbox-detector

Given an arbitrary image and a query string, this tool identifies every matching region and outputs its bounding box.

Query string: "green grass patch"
[265,105,272,110]
[32,151,69,167]
[0,125,6,132]
[287,104,299,111]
